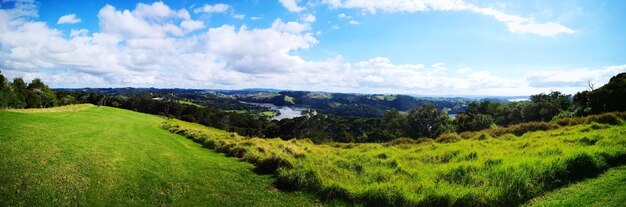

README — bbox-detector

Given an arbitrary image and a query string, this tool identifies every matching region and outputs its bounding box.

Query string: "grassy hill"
[2,104,625,206]
[525,165,626,207]
[0,105,317,206]
[164,114,626,206]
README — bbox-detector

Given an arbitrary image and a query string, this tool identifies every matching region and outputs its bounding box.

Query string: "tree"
[25,90,42,108]
[27,78,46,90]
[455,113,494,132]
[407,105,454,138]
[377,110,408,141]
[10,77,27,108]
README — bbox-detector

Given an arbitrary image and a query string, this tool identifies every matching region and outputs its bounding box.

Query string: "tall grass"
[163,112,626,206]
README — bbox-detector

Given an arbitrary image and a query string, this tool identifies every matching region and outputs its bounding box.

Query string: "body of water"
[241,102,310,120]
[508,98,530,102]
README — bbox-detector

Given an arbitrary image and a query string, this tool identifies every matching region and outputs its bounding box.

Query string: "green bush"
[435,133,461,143]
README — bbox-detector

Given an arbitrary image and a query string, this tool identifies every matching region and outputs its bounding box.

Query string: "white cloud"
[279,0,305,12]
[57,14,81,24]
[97,2,192,38]
[338,13,351,18]
[0,0,620,96]
[180,20,204,31]
[250,16,262,20]
[193,3,229,14]
[233,14,245,19]
[206,19,317,74]
[332,25,340,29]
[301,13,316,23]
[323,0,574,36]
[525,65,626,88]
[457,68,473,74]
[70,29,89,37]
[348,20,359,25]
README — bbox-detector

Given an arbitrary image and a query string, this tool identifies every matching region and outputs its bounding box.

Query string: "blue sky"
[0,0,625,95]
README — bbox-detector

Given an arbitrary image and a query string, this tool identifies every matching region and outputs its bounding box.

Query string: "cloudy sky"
[0,0,625,96]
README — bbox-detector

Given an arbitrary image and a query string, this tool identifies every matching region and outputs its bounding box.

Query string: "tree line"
[0,71,68,108]
[3,70,624,143]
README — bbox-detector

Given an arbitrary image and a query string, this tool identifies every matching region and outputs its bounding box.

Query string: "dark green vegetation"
[0,71,61,108]
[165,113,626,206]
[525,166,626,207]
[0,105,318,206]
[47,72,626,144]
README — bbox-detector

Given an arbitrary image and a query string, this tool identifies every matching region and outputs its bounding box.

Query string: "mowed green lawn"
[0,105,317,206]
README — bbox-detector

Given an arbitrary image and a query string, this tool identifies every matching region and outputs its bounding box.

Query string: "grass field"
[525,165,626,207]
[164,116,626,206]
[0,105,317,206]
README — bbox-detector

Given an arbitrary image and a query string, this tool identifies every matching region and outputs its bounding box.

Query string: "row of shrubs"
[446,111,626,142]
[162,120,307,174]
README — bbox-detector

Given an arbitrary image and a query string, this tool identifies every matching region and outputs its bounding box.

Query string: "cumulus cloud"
[233,14,245,19]
[193,3,229,14]
[57,13,81,24]
[301,13,316,23]
[323,0,574,36]
[525,65,626,88]
[180,20,204,31]
[348,20,359,24]
[279,0,305,12]
[0,0,620,96]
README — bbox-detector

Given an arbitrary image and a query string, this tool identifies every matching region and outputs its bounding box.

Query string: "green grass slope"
[164,117,626,206]
[0,105,317,206]
[524,165,626,207]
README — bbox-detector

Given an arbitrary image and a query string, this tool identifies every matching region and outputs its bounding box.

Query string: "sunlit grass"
[6,104,95,113]
[0,106,317,206]
[524,165,626,207]
[164,115,626,206]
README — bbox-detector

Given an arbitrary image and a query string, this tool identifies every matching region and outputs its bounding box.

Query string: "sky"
[0,0,625,96]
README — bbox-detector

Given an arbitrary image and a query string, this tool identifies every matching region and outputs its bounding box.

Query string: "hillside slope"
[525,165,626,207]
[0,105,317,206]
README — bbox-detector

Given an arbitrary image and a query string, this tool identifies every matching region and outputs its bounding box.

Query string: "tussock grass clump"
[487,122,560,137]
[556,112,625,126]
[435,133,461,143]
[162,117,626,206]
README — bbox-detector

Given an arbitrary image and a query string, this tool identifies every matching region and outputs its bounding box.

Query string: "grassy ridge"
[164,116,626,206]
[0,105,317,206]
[524,166,626,207]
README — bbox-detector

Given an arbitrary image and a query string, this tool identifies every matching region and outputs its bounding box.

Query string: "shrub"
[383,137,417,146]
[435,133,461,143]
[473,133,492,140]
[458,131,475,139]
[589,113,622,125]
[487,122,559,137]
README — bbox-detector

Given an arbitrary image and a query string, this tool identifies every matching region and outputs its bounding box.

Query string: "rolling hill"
[0,105,318,206]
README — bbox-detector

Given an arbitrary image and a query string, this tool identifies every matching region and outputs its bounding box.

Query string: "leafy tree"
[574,73,626,114]
[407,105,454,138]
[455,113,494,132]
[25,90,42,108]
[11,77,27,108]
[375,110,408,141]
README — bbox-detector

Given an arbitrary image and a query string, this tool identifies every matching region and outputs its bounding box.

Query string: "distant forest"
[2,70,625,143]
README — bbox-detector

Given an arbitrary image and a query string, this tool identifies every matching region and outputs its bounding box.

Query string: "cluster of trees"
[5,70,624,144]
[453,73,626,133]
[454,91,571,132]
[573,73,626,115]
[72,73,626,143]
[0,71,63,108]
